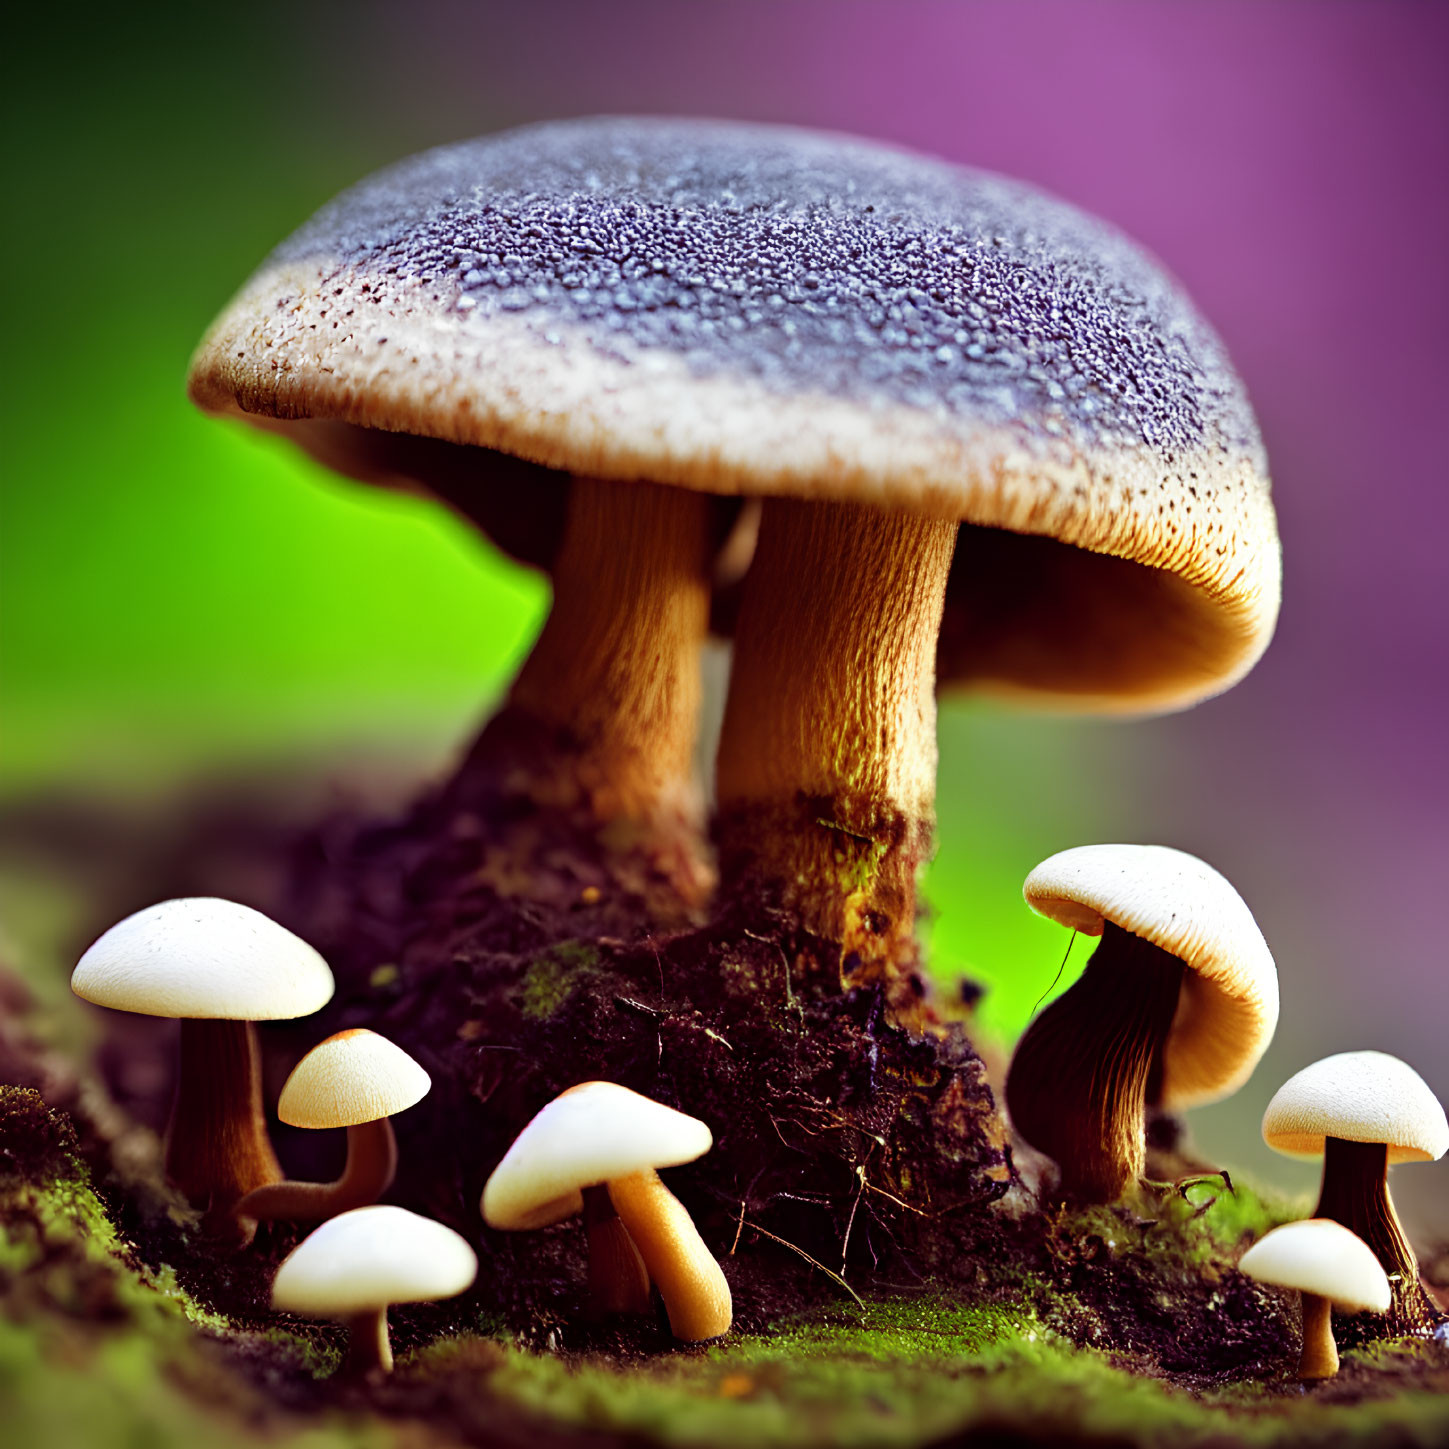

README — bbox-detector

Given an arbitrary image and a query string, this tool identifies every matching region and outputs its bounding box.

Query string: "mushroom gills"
[1005,923,1185,1202]
[1313,1136,1421,1315]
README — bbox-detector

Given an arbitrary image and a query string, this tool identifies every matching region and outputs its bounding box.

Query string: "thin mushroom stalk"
[716,497,957,990]
[1005,924,1185,1203]
[1297,1292,1338,1380]
[236,1118,399,1224]
[582,1183,652,1317]
[1314,1136,1435,1332]
[608,1169,732,1341]
[166,1018,282,1225]
[464,475,713,900]
[342,1307,393,1377]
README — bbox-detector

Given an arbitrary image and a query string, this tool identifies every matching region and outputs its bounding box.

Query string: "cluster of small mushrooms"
[68,874,1446,1381]
[50,116,1447,1386]
[69,898,735,1372]
[996,847,1447,1376]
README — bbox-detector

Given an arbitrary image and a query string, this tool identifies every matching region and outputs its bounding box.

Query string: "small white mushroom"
[1005,845,1278,1202]
[1262,1050,1447,1324]
[1239,1219,1390,1379]
[238,1029,431,1223]
[271,1205,477,1375]
[482,1081,731,1340]
[71,898,334,1226]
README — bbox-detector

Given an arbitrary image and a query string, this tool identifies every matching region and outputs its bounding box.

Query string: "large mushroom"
[1004,844,1278,1203]
[70,898,334,1224]
[1262,1050,1448,1332]
[188,118,1279,989]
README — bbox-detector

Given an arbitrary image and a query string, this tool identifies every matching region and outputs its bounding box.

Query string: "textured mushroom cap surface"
[1261,1051,1449,1164]
[1024,844,1278,1109]
[70,897,335,1021]
[1238,1219,1391,1313]
[482,1081,713,1230]
[278,1029,431,1128]
[190,116,1278,713]
[271,1205,477,1316]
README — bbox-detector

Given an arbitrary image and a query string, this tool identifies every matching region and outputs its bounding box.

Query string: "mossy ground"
[2,786,1448,1448]
[3,1084,1447,1449]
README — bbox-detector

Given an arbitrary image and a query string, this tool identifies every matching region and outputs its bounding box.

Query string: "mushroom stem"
[465,476,712,898]
[582,1183,652,1317]
[1297,1291,1338,1379]
[716,498,956,988]
[236,1117,399,1224]
[1314,1136,1435,1332]
[342,1306,392,1377]
[1005,924,1185,1203]
[165,1018,281,1221]
[608,1169,731,1341]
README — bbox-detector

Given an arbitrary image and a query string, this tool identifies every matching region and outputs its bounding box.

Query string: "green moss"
[1039,1172,1299,1289]
[518,941,603,1020]
[0,1311,393,1449]
[469,1296,1449,1449]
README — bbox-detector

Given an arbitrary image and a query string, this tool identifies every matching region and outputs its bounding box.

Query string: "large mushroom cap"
[70,897,335,1021]
[481,1081,712,1231]
[1238,1219,1391,1314]
[278,1029,431,1129]
[1024,844,1278,1108]
[272,1205,477,1317]
[1262,1051,1449,1165]
[190,116,1277,714]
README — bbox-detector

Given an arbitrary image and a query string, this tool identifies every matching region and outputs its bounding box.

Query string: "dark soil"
[4,770,1449,1448]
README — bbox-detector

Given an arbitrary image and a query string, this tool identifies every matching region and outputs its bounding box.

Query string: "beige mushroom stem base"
[716,498,956,990]
[608,1169,732,1341]
[1314,1136,1433,1329]
[1004,925,1186,1203]
[342,1307,393,1377]
[582,1184,653,1316]
[165,1018,282,1223]
[235,1118,399,1224]
[467,476,711,896]
[1297,1292,1339,1380]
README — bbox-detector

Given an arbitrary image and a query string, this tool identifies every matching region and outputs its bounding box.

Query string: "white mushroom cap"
[482,1081,713,1231]
[1261,1051,1449,1164]
[271,1205,477,1317]
[1023,844,1278,1109]
[278,1029,432,1129]
[1238,1219,1391,1313]
[71,897,335,1021]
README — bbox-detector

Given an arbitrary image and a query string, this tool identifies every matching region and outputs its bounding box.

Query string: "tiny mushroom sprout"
[1239,1219,1390,1380]
[482,1081,731,1341]
[236,1029,431,1224]
[1005,845,1278,1204]
[188,117,1279,991]
[271,1205,477,1377]
[1262,1050,1448,1331]
[70,898,334,1225]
